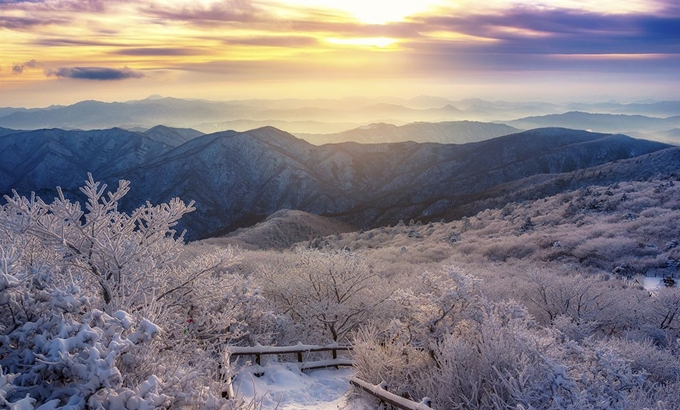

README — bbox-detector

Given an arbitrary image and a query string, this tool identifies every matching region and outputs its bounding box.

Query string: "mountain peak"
[242,126,308,147]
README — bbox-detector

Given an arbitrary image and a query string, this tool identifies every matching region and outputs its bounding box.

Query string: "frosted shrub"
[386,267,479,350]
[480,237,537,262]
[645,287,680,332]
[0,176,258,408]
[352,267,483,405]
[427,301,574,410]
[606,338,680,385]
[354,297,665,410]
[353,299,575,409]
[352,324,432,403]
[523,272,622,332]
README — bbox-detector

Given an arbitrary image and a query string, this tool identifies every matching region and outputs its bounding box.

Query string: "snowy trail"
[232,364,371,409]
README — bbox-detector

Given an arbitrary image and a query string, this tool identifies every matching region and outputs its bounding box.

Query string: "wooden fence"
[225,342,435,409]
[228,342,353,368]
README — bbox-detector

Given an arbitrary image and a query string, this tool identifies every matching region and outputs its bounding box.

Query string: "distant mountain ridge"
[509,111,680,135]
[297,121,520,145]
[0,98,240,130]
[2,96,678,135]
[0,126,671,240]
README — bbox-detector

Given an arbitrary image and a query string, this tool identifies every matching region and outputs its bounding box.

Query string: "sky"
[1,0,679,107]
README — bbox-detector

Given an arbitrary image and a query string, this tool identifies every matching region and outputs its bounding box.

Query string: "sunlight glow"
[325,37,398,48]
[0,0,675,104]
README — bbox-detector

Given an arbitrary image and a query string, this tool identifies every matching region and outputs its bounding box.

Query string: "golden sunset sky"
[1,0,678,106]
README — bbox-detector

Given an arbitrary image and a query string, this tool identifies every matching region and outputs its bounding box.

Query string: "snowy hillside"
[2,143,680,409]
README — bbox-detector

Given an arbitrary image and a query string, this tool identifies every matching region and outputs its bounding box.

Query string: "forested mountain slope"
[0,128,172,196]
[0,126,671,239]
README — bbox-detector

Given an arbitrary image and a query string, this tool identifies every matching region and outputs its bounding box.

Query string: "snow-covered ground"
[232,364,372,409]
[643,276,677,290]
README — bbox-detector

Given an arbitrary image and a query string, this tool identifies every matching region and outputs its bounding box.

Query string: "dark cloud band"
[114,47,203,56]
[12,59,40,74]
[45,66,144,80]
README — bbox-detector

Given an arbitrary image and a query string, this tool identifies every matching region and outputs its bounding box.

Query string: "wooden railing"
[224,342,352,400]
[225,343,435,409]
[350,378,434,410]
[227,342,352,368]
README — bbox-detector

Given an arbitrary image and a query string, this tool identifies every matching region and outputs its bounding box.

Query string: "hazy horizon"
[2,0,678,107]
[2,94,679,111]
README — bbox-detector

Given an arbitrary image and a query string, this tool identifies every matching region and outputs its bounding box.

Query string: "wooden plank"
[299,358,354,371]
[350,377,434,410]
[228,343,352,357]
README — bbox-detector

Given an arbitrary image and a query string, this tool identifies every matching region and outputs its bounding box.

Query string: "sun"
[283,0,444,24]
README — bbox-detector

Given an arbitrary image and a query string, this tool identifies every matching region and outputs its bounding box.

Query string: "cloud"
[223,36,319,47]
[0,0,122,12]
[113,47,204,56]
[174,51,404,81]
[0,0,134,32]
[141,0,264,25]
[0,15,67,29]
[45,66,144,80]
[34,38,127,47]
[414,7,680,55]
[12,59,40,74]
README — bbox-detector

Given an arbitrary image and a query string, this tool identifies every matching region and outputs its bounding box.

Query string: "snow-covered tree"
[387,267,479,349]
[2,175,194,314]
[256,248,389,343]
[0,176,261,408]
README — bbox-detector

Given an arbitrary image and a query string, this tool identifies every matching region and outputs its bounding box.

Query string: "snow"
[644,277,662,290]
[232,364,370,410]
[642,276,677,290]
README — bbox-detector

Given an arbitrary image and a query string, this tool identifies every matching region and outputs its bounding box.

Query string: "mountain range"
[0,125,672,240]
[2,96,679,137]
